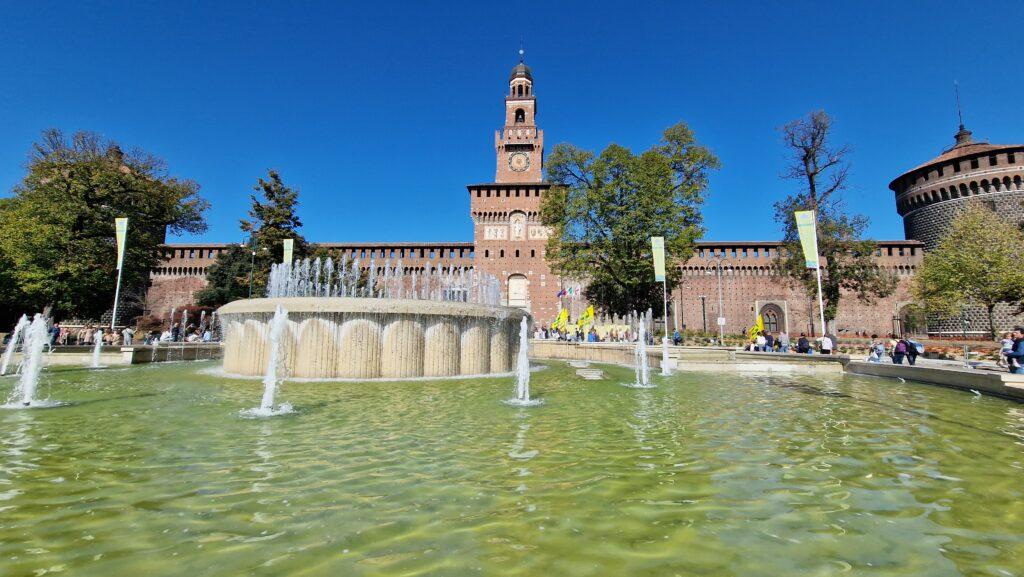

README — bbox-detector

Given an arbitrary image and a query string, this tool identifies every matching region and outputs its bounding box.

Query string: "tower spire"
[518,36,525,63]
[952,80,973,147]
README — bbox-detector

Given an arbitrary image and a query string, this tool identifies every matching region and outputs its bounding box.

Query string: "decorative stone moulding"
[217,297,530,379]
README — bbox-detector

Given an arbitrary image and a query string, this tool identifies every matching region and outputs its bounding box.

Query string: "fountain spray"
[248,304,292,417]
[8,314,48,406]
[91,330,104,368]
[0,314,29,376]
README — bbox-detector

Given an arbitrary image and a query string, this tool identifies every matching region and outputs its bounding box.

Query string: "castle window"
[486,190,491,198]
[476,190,480,197]
[515,190,520,197]
[1009,153,1016,163]
[514,108,525,123]
[989,155,998,167]
[500,250,505,258]
[970,159,979,169]
[937,166,943,177]
[531,249,535,257]
[515,250,520,257]
[954,162,961,173]
[485,250,490,258]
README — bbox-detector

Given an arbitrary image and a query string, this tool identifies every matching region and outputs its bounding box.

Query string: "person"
[905,338,921,366]
[121,326,135,346]
[171,322,181,342]
[892,338,908,364]
[796,333,810,354]
[819,334,833,355]
[764,332,775,352]
[1003,327,1024,375]
[998,332,1014,368]
[49,322,61,346]
[886,334,899,361]
[867,334,884,363]
[778,331,790,353]
[754,332,766,351]
[203,328,212,342]
[826,332,838,354]
[672,329,682,346]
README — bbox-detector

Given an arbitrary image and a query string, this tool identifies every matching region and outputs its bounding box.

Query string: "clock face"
[509,151,530,172]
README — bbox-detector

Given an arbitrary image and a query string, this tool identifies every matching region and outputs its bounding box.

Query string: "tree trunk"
[987,303,996,341]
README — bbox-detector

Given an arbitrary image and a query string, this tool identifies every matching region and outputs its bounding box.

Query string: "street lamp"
[706,258,730,342]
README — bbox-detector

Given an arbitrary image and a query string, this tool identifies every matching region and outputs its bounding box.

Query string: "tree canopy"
[772,111,894,329]
[914,204,1024,338]
[540,122,719,316]
[198,170,307,305]
[0,129,207,323]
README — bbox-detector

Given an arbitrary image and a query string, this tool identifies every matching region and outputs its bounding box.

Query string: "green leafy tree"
[773,111,894,330]
[540,122,719,316]
[194,244,256,307]
[914,204,1024,338]
[202,169,306,300]
[0,129,207,321]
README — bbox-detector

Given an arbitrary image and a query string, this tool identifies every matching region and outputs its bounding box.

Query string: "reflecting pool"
[2,362,1023,576]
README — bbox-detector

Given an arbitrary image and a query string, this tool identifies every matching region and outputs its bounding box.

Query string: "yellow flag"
[747,314,764,340]
[577,305,594,329]
[551,308,569,331]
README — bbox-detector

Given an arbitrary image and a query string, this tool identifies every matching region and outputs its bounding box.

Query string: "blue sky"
[2,1,1022,244]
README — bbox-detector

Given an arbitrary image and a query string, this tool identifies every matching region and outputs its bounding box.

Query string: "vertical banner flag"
[282,238,294,265]
[114,218,128,270]
[651,236,666,281]
[794,211,820,269]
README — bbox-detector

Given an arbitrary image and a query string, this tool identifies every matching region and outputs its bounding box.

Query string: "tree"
[0,129,207,321]
[540,122,719,316]
[194,244,255,307]
[773,111,894,330]
[202,169,306,301]
[914,204,1024,338]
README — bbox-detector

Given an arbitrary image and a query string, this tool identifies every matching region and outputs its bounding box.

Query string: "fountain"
[506,316,542,406]
[90,329,104,368]
[625,310,654,388]
[4,314,50,407]
[219,257,527,379]
[241,305,293,417]
[0,314,29,376]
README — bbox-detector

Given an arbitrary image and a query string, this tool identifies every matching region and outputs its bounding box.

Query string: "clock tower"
[468,53,559,322]
[495,54,544,183]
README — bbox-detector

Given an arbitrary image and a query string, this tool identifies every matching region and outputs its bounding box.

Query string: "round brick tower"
[891,126,1024,251]
[890,125,1024,336]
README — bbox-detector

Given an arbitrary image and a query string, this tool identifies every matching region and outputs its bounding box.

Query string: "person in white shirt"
[819,335,834,355]
[754,333,767,351]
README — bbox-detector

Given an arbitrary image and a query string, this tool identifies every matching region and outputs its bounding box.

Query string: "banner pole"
[111,217,129,330]
[815,265,826,337]
[110,266,124,330]
[661,279,670,375]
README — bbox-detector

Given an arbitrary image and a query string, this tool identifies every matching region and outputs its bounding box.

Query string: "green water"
[1,362,1023,576]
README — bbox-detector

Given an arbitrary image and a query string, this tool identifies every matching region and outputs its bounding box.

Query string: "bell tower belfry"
[495,51,544,183]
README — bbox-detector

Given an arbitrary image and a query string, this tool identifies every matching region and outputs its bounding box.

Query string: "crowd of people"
[2,320,218,348]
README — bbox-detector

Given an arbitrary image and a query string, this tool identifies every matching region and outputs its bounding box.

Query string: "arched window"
[507,274,528,309]
[759,304,785,334]
[514,108,525,123]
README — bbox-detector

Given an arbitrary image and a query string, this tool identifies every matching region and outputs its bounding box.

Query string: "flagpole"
[661,278,670,375]
[814,263,826,337]
[110,265,124,330]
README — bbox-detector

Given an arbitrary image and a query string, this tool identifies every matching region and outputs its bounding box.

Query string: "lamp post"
[699,295,707,333]
[707,258,730,342]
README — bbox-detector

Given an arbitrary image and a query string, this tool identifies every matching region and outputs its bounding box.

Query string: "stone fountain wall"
[217,297,529,379]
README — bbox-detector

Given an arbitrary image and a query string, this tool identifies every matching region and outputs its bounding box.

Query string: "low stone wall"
[1,343,222,369]
[846,361,1024,400]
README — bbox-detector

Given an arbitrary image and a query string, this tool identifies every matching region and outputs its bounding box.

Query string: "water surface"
[2,362,1023,576]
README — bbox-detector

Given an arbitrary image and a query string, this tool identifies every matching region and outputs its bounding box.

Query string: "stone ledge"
[846,361,1024,400]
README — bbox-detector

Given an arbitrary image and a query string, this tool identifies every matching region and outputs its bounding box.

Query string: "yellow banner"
[550,308,569,331]
[747,314,764,340]
[115,217,128,270]
[282,238,294,265]
[651,236,666,281]
[577,305,594,329]
[794,211,819,269]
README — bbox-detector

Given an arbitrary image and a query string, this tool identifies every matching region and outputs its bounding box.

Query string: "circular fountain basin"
[217,297,530,379]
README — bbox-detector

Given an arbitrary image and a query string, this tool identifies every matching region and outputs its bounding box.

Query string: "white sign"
[717,317,726,326]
